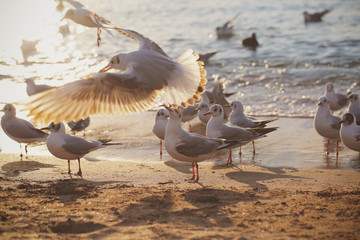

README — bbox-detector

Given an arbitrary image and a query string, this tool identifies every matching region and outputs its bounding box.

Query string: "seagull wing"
[107,26,169,58]
[175,134,222,157]
[4,118,48,140]
[62,135,101,155]
[22,72,162,123]
[63,0,85,9]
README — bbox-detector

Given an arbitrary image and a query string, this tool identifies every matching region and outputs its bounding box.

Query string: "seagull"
[180,105,199,132]
[25,78,54,96]
[303,10,330,23]
[1,104,48,160]
[205,104,278,165]
[347,93,360,123]
[314,96,341,155]
[242,33,259,49]
[41,122,119,177]
[338,113,360,153]
[196,102,211,125]
[216,13,240,38]
[164,106,240,182]
[229,100,278,154]
[22,27,207,124]
[152,108,169,159]
[324,83,348,112]
[61,0,112,46]
[212,76,232,120]
[198,51,218,63]
[67,116,90,137]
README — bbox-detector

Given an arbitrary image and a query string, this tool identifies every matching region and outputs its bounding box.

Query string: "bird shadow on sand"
[226,167,304,190]
[1,160,54,177]
[163,160,192,174]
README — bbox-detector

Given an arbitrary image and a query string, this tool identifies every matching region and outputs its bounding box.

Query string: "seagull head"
[99,55,121,72]
[204,104,224,118]
[41,122,64,133]
[61,9,74,21]
[165,105,182,121]
[156,108,169,120]
[1,104,16,116]
[230,101,244,114]
[196,102,210,113]
[338,113,355,126]
[317,96,330,108]
[326,83,334,93]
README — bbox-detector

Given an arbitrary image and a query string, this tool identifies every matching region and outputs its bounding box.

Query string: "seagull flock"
[1,1,358,182]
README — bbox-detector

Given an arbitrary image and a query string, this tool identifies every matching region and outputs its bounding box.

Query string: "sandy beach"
[0,151,359,239]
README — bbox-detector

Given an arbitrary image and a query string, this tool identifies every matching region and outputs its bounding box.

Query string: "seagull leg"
[239,146,242,156]
[67,160,71,176]
[226,149,233,165]
[336,140,339,156]
[326,139,330,155]
[252,141,255,155]
[160,139,163,159]
[194,162,199,183]
[97,27,101,47]
[187,162,196,181]
[19,144,23,160]
[77,158,82,177]
[25,143,31,159]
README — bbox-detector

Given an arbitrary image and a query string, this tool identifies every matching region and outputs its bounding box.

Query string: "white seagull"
[25,78,54,96]
[314,96,341,155]
[61,0,112,46]
[338,113,360,153]
[347,93,360,123]
[324,83,348,112]
[164,106,240,182]
[229,100,278,154]
[205,104,278,165]
[152,108,169,159]
[23,27,207,124]
[41,122,119,177]
[196,102,211,125]
[1,104,48,160]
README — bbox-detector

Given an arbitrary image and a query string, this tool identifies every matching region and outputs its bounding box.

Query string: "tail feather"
[253,127,278,136]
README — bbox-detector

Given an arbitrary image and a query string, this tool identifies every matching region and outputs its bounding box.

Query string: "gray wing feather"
[5,119,48,139]
[175,134,221,157]
[62,135,101,155]
[330,115,341,130]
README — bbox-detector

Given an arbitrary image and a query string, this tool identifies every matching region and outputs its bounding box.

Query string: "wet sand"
[0,152,360,239]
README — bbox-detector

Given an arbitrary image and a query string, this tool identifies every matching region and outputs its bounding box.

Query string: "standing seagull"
[67,116,91,137]
[164,106,240,182]
[152,108,169,159]
[229,100,278,154]
[25,78,53,96]
[314,97,341,155]
[338,113,360,154]
[1,104,48,160]
[347,93,360,123]
[325,83,348,112]
[205,105,278,165]
[303,10,330,23]
[61,0,112,46]
[41,122,119,177]
[23,27,207,124]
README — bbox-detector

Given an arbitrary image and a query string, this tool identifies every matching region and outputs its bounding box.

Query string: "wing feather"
[22,73,161,123]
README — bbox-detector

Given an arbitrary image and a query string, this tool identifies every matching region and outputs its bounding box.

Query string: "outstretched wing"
[63,0,85,9]
[21,72,162,123]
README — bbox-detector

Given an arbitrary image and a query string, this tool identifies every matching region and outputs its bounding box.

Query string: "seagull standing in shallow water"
[324,83,348,113]
[338,113,360,154]
[1,104,48,160]
[347,94,360,123]
[23,26,207,124]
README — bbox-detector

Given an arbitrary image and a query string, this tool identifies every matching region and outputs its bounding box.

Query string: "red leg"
[336,140,339,156]
[327,139,330,155]
[77,158,82,177]
[19,144,23,160]
[67,160,71,175]
[239,146,242,156]
[187,162,195,181]
[194,162,199,183]
[25,143,31,159]
[226,149,233,165]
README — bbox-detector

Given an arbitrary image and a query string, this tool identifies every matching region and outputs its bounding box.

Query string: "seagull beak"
[99,65,112,73]
[195,107,200,111]
[204,111,212,116]
[224,104,231,107]
[164,106,172,112]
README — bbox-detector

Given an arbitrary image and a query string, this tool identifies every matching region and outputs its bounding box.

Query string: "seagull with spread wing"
[22,26,207,124]
[61,0,112,46]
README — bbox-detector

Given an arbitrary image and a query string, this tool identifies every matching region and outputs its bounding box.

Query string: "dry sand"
[0,152,359,240]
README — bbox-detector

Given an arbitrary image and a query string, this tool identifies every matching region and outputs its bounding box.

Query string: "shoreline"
[1,153,360,239]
